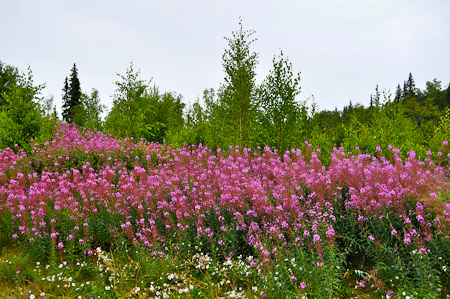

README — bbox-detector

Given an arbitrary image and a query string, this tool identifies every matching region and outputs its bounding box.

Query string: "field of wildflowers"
[0,124,449,298]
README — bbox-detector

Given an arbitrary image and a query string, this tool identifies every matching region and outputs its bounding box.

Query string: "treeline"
[312,75,450,159]
[1,20,450,159]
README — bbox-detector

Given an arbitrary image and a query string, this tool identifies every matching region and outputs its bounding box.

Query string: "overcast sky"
[1,0,449,115]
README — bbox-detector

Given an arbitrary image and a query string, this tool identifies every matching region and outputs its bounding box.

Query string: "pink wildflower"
[313,234,321,244]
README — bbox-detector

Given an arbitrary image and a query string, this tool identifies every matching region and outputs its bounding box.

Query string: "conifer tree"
[61,76,70,121]
[402,81,408,98]
[69,64,82,107]
[406,72,416,98]
[374,85,380,107]
[395,84,402,103]
[62,64,82,124]
[343,105,348,116]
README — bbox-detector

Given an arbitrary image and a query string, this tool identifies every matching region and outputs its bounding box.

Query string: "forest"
[1,20,449,158]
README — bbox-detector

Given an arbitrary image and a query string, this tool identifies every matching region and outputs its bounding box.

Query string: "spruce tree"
[374,85,380,107]
[402,81,408,98]
[406,72,416,98]
[61,77,70,122]
[62,64,82,123]
[69,64,82,113]
[395,84,402,103]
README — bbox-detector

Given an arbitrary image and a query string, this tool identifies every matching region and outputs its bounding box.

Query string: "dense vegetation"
[1,21,450,298]
[0,124,449,298]
[1,20,450,157]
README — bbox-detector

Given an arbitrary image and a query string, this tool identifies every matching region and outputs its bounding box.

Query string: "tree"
[107,62,188,143]
[61,77,70,120]
[69,64,82,109]
[220,18,258,147]
[0,61,20,107]
[394,84,402,103]
[423,79,446,110]
[402,81,408,99]
[42,95,58,118]
[405,72,416,99]
[0,62,53,150]
[177,98,207,147]
[153,91,185,143]
[429,108,450,152]
[446,82,450,108]
[258,50,303,151]
[80,88,106,130]
[342,101,421,155]
[374,85,380,107]
[62,64,83,125]
[106,62,158,140]
[204,88,227,149]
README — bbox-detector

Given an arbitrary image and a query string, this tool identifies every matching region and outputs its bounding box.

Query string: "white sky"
[1,0,449,115]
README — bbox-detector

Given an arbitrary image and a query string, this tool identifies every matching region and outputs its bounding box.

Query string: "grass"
[2,240,447,299]
[0,242,265,298]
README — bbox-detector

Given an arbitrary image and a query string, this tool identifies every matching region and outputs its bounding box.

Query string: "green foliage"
[105,62,184,143]
[0,250,35,285]
[74,88,106,130]
[0,61,20,106]
[153,91,185,143]
[342,101,424,156]
[105,62,161,141]
[429,108,450,152]
[257,50,306,152]
[203,88,228,150]
[170,98,207,147]
[304,74,449,161]
[172,21,312,152]
[75,23,448,160]
[0,111,21,149]
[219,18,259,147]
[0,63,52,151]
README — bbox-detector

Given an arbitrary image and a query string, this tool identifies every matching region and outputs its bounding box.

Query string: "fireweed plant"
[0,124,449,298]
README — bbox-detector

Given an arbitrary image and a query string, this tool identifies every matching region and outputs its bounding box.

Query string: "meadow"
[0,123,449,298]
